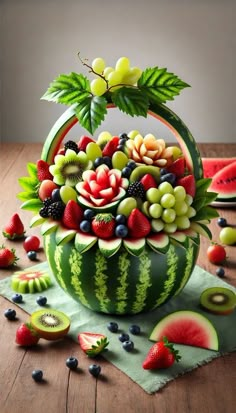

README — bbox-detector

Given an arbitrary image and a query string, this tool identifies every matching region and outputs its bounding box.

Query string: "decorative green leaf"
[138,67,190,104]
[196,178,212,193]
[194,206,219,221]
[17,191,38,201]
[41,72,91,105]
[27,162,37,178]
[75,95,107,134]
[193,191,218,211]
[111,87,149,117]
[21,199,43,212]
[18,176,38,191]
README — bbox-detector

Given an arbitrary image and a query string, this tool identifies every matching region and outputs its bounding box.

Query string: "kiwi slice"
[129,165,160,184]
[200,287,236,315]
[11,270,51,294]
[30,309,70,340]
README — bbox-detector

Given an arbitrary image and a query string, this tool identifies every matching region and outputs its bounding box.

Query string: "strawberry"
[177,174,196,197]
[127,209,151,238]
[62,200,84,230]
[142,337,181,370]
[2,213,25,240]
[102,136,120,157]
[167,157,185,178]
[77,135,95,151]
[0,245,19,268]
[91,213,115,239]
[36,160,53,181]
[16,322,40,347]
[78,332,109,357]
[140,174,157,191]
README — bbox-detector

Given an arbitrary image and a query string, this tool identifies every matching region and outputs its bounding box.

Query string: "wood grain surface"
[0,143,235,413]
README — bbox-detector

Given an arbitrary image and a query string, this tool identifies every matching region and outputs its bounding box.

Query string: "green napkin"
[1,263,235,394]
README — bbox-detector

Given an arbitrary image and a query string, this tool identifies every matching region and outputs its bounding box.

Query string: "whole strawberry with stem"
[0,245,19,268]
[16,322,40,346]
[91,213,115,239]
[2,213,25,240]
[142,337,181,370]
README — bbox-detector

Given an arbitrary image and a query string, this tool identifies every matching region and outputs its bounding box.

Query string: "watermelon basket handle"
[41,103,203,181]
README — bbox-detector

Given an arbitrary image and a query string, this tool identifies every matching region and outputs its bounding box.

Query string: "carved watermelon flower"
[125,134,173,167]
[76,164,129,208]
[49,149,93,187]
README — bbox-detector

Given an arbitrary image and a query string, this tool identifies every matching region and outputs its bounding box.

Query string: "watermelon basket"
[18,56,219,314]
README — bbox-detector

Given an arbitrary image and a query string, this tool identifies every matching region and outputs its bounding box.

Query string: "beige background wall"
[0,0,235,143]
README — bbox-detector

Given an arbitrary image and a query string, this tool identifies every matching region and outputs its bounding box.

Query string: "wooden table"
[0,143,235,413]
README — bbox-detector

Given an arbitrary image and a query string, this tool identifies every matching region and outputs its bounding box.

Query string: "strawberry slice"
[78,332,109,356]
[102,136,120,157]
[62,200,84,230]
[36,159,53,181]
[127,208,151,238]
[77,135,95,151]
[177,174,196,197]
[167,157,185,177]
[2,213,25,240]
[140,174,157,190]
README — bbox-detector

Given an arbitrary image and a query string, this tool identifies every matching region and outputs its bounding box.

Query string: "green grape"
[185,194,193,206]
[86,142,102,161]
[112,151,129,170]
[174,201,188,216]
[168,146,183,160]
[115,57,130,75]
[151,218,164,232]
[173,186,186,202]
[60,185,77,203]
[163,223,177,234]
[146,188,161,204]
[219,227,236,245]
[104,66,114,80]
[162,208,176,223]
[128,130,140,139]
[158,182,173,195]
[149,203,163,219]
[122,67,142,85]
[90,78,107,96]
[117,197,137,217]
[186,206,196,218]
[92,58,106,75]
[108,70,123,88]
[160,193,175,208]
[97,131,113,146]
[175,216,190,229]
[142,201,151,217]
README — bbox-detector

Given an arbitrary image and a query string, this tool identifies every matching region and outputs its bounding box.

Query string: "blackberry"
[43,197,53,208]
[48,201,65,220]
[127,181,145,200]
[64,140,79,153]
[39,206,49,218]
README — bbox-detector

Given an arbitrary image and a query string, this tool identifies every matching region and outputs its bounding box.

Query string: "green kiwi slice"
[30,309,70,340]
[200,287,236,315]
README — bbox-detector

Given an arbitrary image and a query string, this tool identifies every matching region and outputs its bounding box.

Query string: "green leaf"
[75,95,107,134]
[111,87,149,117]
[17,191,38,201]
[21,199,43,212]
[196,178,212,194]
[27,162,37,178]
[18,176,38,191]
[193,206,219,221]
[193,191,218,211]
[41,72,91,105]
[138,67,190,104]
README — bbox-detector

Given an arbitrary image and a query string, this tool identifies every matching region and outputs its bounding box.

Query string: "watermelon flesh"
[209,161,236,201]
[149,310,219,351]
[202,158,236,178]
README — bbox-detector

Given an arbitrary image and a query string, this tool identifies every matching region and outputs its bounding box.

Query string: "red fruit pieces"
[23,236,40,252]
[77,135,95,151]
[62,200,84,230]
[2,213,25,240]
[0,245,19,268]
[78,332,109,356]
[127,209,151,238]
[207,244,226,264]
[177,174,196,197]
[167,157,185,177]
[142,337,181,370]
[38,180,58,201]
[36,160,53,181]
[102,136,120,157]
[16,323,40,346]
[91,213,115,239]
[140,174,157,191]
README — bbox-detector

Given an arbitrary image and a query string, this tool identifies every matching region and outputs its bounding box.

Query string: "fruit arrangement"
[17,55,219,314]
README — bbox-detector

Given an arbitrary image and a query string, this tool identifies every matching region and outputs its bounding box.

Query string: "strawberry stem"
[163,336,181,362]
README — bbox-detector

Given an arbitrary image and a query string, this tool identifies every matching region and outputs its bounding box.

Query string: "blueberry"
[121,166,132,178]
[117,144,124,152]
[115,224,128,238]
[80,220,91,233]
[119,138,127,146]
[12,293,23,304]
[102,156,112,168]
[119,133,128,140]
[88,364,101,377]
[118,333,130,342]
[66,357,78,370]
[217,217,227,228]
[94,157,104,168]
[115,214,126,225]
[4,308,16,320]
[84,209,95,221]
[51,188,61,202]
[122,340,134,352]
[126,160,136,170]
[32,369,43,382]
[129,324,141,335]
[160,173,176,186]
[160,168,168,176]
[36,296,47,306]
[216,267,225,278]
[107,321,119,333]
[27,251,37,261]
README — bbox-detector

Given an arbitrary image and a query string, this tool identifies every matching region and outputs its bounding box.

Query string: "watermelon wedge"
[202,158,236,179]
[149,310,219,351]
[209,161,236,201]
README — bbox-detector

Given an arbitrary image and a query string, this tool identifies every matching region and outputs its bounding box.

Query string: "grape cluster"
[90,57,142,96]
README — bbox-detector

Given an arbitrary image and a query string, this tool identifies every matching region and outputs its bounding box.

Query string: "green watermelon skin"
[44,233,199,315]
